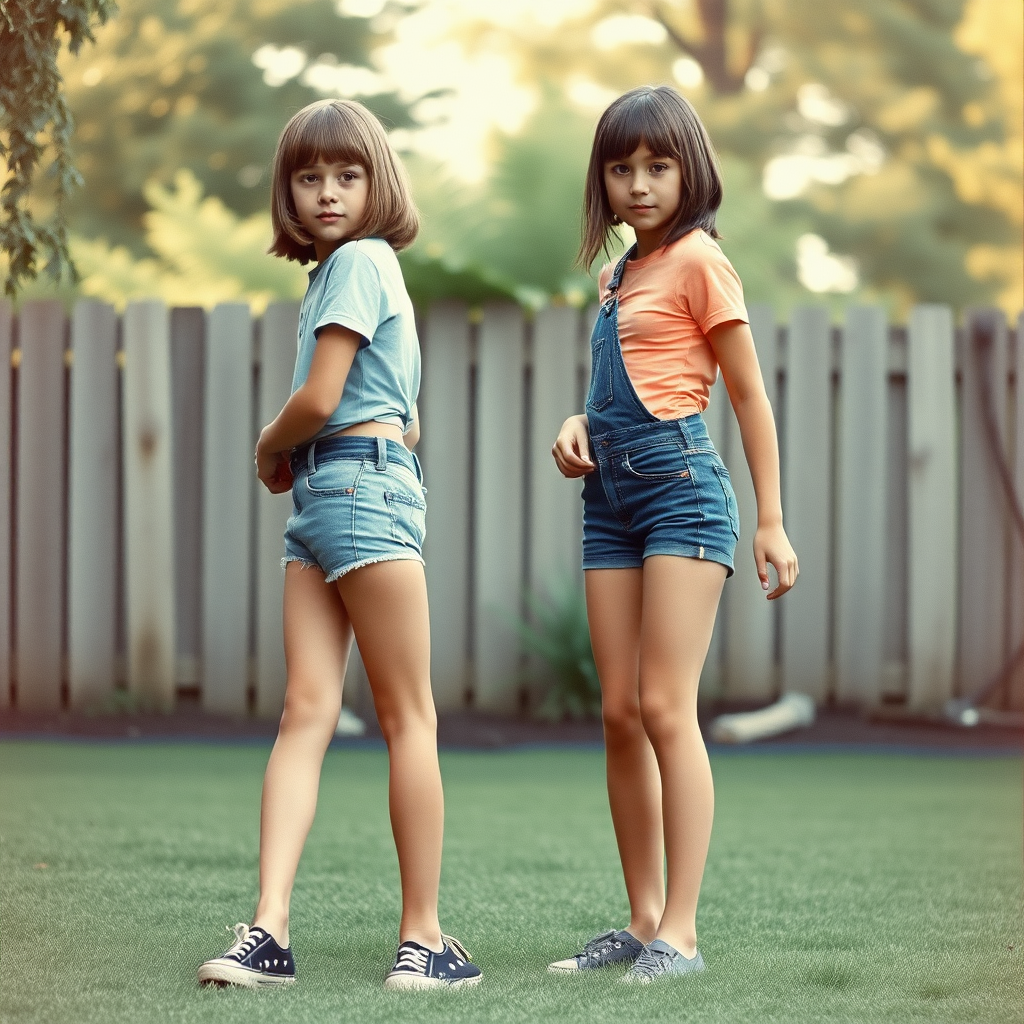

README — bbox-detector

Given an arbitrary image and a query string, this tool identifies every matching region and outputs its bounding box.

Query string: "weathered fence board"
[529,305,583,602]
[473,303,525,710]
[781,307,832,700]
[68,301,119,707]
[201,305,254,713]
[1011,313,1024,709]
[0,302,11,708]
[835,306,888,705]
[15,301,66,711]
[722,302,777,701]
[958,309,1009,702]
[255,302,298,717]
[420,301,472,710]
[169,308,205,689]
[122,301,176,706]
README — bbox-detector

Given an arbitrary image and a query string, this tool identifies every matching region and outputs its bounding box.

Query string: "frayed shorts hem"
[282,553,424,582]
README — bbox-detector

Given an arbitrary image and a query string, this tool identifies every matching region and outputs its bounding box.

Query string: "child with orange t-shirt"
[550,85,799,983]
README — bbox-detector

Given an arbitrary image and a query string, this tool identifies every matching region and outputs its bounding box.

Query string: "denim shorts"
[283,435,426,582]
[582,415,738,576]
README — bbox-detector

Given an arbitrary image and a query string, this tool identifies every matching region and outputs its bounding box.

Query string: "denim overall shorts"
[582,247,739,576]
[283,435,427,582]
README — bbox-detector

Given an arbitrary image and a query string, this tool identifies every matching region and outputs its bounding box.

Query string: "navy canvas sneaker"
[383,934,482,990]
[548,929,644,972]
[198,924,296,988]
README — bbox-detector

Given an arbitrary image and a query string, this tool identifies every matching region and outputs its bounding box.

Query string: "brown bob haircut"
[578,85,723,270]
[269,99,419,263]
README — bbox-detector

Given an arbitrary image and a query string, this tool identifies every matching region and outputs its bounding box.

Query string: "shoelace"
[578,930,621,962]
[630,945,674,980]
[224,923,263,961]
[393,945,430,972]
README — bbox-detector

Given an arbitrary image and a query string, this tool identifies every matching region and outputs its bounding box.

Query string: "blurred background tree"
[1,0,116,296]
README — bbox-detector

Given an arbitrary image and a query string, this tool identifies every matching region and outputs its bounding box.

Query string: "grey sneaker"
[623,939,705,983]
[548,929,644,972]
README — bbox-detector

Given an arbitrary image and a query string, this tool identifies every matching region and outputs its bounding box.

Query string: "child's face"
[290,158,370,260]
[603,144,682,245]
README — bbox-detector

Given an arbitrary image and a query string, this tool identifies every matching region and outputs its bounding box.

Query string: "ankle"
[399,923,443,953]
[655,927,697,959]
[627,917,660,945]
[252,910,290,949]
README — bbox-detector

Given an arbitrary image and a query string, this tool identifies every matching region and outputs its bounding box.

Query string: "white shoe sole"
[547,960,583,973]
[198,960,296,988]
[383,972,482,991]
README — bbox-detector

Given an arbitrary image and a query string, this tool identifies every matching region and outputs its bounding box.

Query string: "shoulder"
[670,229,734,270]
[597,262,614,301]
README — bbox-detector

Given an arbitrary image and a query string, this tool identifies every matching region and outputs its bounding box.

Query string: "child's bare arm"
[707,319,798,599]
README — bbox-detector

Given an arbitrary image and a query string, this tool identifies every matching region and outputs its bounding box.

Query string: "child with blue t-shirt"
[197,99,481,992]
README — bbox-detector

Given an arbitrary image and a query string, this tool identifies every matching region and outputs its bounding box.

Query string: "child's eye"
[340,171,358,183]
[300,173,319,184]
[650,163,668,173]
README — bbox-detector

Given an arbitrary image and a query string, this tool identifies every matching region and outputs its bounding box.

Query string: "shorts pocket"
[622,442,691,480]
[712,463,740,540]
[305,457,364,496]
[384,488,427,545]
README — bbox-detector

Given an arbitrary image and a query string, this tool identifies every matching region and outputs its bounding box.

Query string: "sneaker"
[623,938,705,983]
[383,934,482,990]
[548,929,644,972]
[198,924,296,988]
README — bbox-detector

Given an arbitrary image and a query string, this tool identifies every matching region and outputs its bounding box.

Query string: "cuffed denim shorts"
[582,415,739,576]
[283,435,426,582]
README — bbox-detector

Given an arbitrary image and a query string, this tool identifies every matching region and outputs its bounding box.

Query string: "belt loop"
[307,441,316,475]
[677,419,690,450]
[375,436,387,472]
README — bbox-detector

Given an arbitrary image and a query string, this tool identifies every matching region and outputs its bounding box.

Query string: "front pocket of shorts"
[712,463,740,540]
[384,489,427,546]
[305,458,363,496]
[622,443,691,480]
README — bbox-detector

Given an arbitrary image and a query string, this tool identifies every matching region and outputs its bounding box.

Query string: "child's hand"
[551,414,595,478]
[753,523,798,600]
[256,445,294,494]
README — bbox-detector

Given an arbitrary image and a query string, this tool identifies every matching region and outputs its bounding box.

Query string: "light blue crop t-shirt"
[292,237,420,441]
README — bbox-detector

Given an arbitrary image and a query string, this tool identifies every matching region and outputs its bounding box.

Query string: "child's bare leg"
[336,558,444,951]
[254,562,352,947]
[586,567,665,944]
[638,555,725,957]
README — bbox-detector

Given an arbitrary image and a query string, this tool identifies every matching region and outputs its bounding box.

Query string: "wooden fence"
[1,298,1021,718]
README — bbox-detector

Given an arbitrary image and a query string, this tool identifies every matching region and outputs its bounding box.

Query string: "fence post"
[1011,313,1024,710]
[419,301,472,711]
[15,301,66,711]
[780,307,832,701]
[0,302,10,709]
[722,302,777,702]
[958,308,1009,703]
[905,306,958,710]
[170,308,205,692]
[473,303,525,710]
[201,304,254,714]
[67,301,119,708]
[122,301,176,707]
[834,306,888,706]
[254,302,298,718]
[529,303,584,600]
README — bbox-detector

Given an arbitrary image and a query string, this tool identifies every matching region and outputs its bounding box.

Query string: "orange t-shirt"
[598,229,748,419]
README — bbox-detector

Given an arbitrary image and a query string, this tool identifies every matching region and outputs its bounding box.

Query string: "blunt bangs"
[577,86,723,271]
[269,99,419,263]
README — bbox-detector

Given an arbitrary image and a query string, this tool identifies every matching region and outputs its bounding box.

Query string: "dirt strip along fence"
[1,298,1021,718]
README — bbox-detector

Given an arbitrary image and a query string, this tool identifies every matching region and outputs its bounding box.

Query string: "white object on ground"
[710,692,816,744]
[335,706,367,736]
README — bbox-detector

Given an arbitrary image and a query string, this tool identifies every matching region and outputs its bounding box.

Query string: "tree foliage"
[0,0,116,296]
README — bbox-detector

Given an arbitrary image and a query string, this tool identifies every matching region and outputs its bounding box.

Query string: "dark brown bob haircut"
[269,99,418,263]
[577,85,723,270]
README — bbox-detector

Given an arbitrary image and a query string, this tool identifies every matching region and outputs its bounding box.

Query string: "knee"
[601,695,645,749]
[638,692,691,748]
[375,688,436,744]
[281,680,341,732]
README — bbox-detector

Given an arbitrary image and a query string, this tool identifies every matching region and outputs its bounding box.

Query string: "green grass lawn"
[1,741,1020,1024]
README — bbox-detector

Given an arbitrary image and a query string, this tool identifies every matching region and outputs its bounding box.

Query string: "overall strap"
[606,243,637,294]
